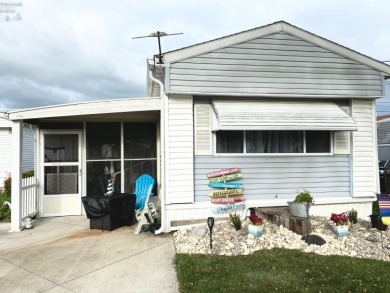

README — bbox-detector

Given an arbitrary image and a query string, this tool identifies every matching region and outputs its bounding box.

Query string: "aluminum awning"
[212,100,357,131]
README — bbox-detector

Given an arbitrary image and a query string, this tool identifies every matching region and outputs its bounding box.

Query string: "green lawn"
[175,248,390,293]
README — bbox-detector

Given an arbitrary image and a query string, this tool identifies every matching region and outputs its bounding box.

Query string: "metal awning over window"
[212,100,357,131]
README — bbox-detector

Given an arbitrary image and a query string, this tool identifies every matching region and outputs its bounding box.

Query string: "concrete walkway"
[0,216,178,293]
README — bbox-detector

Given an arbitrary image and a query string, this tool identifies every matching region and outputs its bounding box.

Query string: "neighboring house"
[377,117,390,161]
[0,116,35,189]
[6,21,390,232]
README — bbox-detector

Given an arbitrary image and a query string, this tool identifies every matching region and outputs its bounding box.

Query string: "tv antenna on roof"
[133,31,183,64]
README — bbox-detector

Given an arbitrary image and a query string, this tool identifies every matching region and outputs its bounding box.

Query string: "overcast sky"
[1,0,390,114]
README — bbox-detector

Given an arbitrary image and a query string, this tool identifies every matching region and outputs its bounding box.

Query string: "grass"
[175,248,390,293]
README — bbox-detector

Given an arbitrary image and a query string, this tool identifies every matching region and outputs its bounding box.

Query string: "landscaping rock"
[192,225,207,237]
[173,216,390,262]
[301,234,326,246]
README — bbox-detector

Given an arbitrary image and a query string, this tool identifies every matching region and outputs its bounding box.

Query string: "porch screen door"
[42,131,82,216]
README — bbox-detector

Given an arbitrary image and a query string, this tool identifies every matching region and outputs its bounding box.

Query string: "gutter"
[148,68,167,235]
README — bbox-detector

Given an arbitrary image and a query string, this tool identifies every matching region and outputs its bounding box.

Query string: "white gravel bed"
[173,217,390,261]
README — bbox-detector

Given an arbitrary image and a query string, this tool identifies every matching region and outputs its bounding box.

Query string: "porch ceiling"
[7,97,161,120]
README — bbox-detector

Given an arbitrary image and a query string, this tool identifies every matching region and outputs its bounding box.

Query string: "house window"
[306,131,331,153]
[246,131,303,153]
[86,122,157,196]
[216,131,243,153]
[216,130,331,154]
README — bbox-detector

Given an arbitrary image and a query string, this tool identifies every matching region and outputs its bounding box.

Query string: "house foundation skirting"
[165,197,375,231]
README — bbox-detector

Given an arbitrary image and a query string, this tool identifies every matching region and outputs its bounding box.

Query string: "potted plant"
[369,200,388,231]
[247,214,264,238]
[330,212,349,237]
[288,189,314,218]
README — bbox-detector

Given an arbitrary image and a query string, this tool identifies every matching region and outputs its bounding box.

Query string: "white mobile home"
[7,21,390,232]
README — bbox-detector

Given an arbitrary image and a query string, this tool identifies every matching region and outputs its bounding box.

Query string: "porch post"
[10,120,23,232]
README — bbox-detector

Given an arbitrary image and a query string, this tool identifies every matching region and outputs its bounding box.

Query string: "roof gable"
[163,21,390,76]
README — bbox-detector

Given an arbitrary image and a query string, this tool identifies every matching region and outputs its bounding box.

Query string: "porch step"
[256,207,312,236]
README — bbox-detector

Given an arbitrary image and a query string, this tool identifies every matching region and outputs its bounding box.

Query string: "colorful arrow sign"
[211,197,246,204]
[207,168,241,179]
[208,173,242,183]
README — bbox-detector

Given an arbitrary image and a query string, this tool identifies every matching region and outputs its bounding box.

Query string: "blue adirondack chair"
[133,174,157,234]
[134,174,155,210]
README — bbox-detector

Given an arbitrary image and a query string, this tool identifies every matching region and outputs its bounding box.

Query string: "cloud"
[1,0,390,113]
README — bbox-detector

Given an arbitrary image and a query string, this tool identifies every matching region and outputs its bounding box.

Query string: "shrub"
[372,201,380,216]
[348,209,358,224]
[0,191,11,222]
[0,170,34,222]
[229,213,242,231]
[294,189,314,204]
[4,177,11,197]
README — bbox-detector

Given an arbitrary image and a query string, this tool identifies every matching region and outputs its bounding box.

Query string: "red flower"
[249,214,263,226]
[330,213,349,226]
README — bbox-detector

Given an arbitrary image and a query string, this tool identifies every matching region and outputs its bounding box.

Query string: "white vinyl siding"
[167,95,194,203]
[195,156,351,201]
[169,32,382,96]
[351,99,377,197]
[0,126,35,188]
[22,127,35,172]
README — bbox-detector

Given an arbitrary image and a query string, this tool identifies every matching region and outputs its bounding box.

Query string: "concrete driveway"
[0,216,178,293]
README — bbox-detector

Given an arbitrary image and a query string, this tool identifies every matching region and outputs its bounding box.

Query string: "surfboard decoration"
[207,168,241,179]
[211,202,246,213]
[208,188,243,197]
[208,173,242,183]
[211,197,246,204]
[208,182,243,189]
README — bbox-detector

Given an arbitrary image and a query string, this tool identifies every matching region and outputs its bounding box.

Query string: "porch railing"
[21,176,38,219]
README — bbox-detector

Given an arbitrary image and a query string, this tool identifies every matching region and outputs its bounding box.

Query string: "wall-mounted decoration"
[208,173,242,183]
[211,197,246,204]
[208,182,243,189]
[207,167,240,179]
[208,168,245,212]
[211,202,245,213]
[209,188,243,197]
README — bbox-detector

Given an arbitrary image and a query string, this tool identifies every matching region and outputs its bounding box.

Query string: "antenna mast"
[133,31,183,64]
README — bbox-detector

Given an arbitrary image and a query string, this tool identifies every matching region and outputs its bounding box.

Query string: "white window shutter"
[334,105,351,155]
[194,104,212,155]
[334,131,350,154]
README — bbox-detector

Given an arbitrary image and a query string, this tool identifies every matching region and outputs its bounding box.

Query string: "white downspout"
[148,68,167,234]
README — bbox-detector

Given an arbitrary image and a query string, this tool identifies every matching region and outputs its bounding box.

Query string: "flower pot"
[331,225,349,237]
[288,202,310,218]
[248,224,263,238]
[369,215,388,231]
